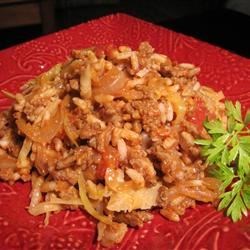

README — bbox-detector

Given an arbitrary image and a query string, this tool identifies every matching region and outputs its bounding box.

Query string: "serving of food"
[0,42,249,247]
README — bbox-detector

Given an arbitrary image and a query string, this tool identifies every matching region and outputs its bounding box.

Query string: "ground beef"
[113,210,153,227]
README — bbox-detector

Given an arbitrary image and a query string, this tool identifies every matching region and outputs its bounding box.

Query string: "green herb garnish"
[195,100,250,222]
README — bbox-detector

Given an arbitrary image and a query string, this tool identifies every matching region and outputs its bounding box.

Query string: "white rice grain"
[136,68,149,78]
[159,102,167,124]
[80,64,92,99]
[126,168,145,187]
[116,51,132,60]
[166,101,174,122]
[130,51,139,71]
[151,53,167,63]
[179,63,195,69]
[117,138,127,161]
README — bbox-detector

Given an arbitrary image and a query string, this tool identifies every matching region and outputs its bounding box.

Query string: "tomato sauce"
[96,146,119,180]
[186,97,211,131]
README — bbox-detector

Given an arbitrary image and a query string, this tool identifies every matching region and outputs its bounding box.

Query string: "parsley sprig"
[195,101,250,222]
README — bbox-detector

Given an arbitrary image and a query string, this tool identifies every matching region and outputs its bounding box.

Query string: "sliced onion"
[166,89,186,124]
[93,66,129,96]
[17,138,32,168]
[16,106,62,144]
[0,152,17,169]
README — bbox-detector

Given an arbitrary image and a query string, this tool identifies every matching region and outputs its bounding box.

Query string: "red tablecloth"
[0,13,250,250]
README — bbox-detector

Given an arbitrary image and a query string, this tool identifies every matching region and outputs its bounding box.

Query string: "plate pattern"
[0,13,250,250]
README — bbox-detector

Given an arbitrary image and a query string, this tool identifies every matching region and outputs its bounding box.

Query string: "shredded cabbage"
[48,197,82,206]
[78,172,112,225]
[17,138,32,168]
[107,182,161,212]
[62,96,79,146]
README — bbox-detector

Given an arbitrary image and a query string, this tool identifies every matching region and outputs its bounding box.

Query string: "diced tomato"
[186,97,212,131]
[96,146,119,180]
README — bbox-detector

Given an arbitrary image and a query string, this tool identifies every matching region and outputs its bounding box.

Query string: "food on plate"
[0,42,249,247]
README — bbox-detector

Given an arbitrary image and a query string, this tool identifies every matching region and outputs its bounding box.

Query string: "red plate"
[0,14,250,250]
